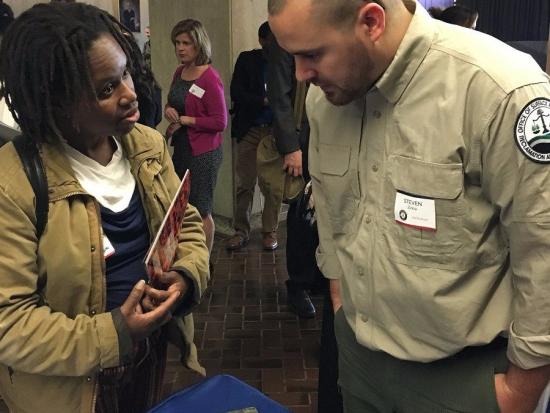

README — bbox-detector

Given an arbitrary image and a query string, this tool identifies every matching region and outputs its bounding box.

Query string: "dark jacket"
[137,84,162,128]
[266,37,306,155]
[230,49,268,140]
[0,2,13,35]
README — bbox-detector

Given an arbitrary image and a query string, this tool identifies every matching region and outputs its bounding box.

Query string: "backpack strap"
[13,135,49,239]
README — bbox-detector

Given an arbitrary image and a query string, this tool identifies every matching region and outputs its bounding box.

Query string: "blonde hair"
[170,19,212,65]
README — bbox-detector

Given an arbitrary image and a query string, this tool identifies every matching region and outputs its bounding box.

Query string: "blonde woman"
[165,19,227,254]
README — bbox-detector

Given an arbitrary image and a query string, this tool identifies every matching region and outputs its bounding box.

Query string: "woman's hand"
[165,122,182,139]
[164,106,179,123]
[119,280,180,343]
[142,271,190,313]
[179,116,195,126]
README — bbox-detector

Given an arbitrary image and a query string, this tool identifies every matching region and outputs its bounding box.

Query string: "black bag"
[11,135,49,238]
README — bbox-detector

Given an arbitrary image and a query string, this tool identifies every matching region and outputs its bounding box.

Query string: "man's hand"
[495,363,550,413]
[283,150,302,177]
[330,279,342,313]
[142,271,190,313]
[164,106,179,123]
[119,280,180,343]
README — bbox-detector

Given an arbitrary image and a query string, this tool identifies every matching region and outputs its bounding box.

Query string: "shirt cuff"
[315,247,343,280]
[507,321,550,369]
[111,307,134,366]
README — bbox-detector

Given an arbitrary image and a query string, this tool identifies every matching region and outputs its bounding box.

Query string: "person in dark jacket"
[266,32,317,318]
[226,22,283,251]
[123,29,162,128]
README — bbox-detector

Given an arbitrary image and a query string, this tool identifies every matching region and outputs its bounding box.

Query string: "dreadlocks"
[0,2,138,145]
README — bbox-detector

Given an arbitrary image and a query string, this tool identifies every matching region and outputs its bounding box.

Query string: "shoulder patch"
[515,98,550,163]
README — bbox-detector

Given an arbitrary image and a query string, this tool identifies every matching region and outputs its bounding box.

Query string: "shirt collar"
[375,1,435,104]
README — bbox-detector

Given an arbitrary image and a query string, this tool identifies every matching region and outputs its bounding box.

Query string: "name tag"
[103,234,116,259]
[189,84,205,99]
[394,191,436,231]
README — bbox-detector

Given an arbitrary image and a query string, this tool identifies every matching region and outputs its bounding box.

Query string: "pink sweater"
[170,65,228,156]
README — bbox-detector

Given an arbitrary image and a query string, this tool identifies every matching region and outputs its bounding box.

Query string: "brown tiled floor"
[161,227,323,412]
[0,227,323,413]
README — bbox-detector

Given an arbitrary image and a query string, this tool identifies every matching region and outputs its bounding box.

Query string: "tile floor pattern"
[0,228,323,413]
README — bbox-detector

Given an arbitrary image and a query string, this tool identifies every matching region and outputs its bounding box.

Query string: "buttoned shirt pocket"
[383,155,466,268]
[315,143,360,234]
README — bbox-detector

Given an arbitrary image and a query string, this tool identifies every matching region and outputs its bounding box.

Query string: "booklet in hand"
[144,169,191,284]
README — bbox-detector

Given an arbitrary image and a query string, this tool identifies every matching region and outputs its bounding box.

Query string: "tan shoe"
[262,232,278,250]
[225,233,249,251]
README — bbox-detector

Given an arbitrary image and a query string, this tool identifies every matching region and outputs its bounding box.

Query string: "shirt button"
[90,309,96,316]
[365,216,372,224]
[86,376,92,382]
[372,164,379,172]
[361,315,369,323]
[357,268,364,277]
[91,246,96,252]
[373,110,382,119]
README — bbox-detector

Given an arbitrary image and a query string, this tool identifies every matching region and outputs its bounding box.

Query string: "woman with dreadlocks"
[0,3,209,412]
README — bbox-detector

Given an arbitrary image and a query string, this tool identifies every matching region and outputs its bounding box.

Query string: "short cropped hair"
[258,21,271,40]
[268,0,399,28]
[170,19,212,65]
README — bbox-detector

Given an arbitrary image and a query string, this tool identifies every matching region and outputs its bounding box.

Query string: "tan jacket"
[307,3,550,369]
[0,125,209,412]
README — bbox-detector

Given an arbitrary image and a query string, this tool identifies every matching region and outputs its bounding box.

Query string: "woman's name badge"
[394,191,436,231]
[189,84,205,99]
[103,234,116,259]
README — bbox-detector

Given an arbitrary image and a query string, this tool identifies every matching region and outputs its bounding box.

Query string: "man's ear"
[355,2,386,44]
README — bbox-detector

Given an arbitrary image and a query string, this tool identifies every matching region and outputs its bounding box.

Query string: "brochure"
[144,169,191,283]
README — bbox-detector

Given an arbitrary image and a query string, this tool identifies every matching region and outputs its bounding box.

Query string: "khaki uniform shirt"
[307,3,550,369]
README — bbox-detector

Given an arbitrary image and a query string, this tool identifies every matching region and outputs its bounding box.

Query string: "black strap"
[13,135,49,239]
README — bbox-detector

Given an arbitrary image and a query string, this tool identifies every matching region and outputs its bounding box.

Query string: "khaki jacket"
[0,125,209,412]
[307,3,550,368]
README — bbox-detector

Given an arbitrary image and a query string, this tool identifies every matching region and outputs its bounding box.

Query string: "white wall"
[231,0,267,64]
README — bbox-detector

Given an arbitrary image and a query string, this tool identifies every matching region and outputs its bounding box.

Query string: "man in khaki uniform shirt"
[269,0,550,412]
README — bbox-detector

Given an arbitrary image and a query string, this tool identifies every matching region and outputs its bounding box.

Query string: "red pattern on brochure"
[144,169,191,282]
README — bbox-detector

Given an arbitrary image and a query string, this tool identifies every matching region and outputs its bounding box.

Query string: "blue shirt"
[101,188,150,311]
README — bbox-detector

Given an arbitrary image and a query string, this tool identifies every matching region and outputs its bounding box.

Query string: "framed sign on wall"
[119,0,140,32]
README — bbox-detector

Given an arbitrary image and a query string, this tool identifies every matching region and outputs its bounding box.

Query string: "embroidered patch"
[515,98,550,163]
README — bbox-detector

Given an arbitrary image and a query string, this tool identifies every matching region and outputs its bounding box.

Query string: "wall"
[4,0,150,48]
[231,0,267,63]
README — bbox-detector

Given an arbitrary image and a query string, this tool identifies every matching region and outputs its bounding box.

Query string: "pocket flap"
[389,155,463,199]
[319,144,351,176]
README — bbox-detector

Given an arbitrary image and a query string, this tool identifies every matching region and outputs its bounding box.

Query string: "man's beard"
[323,48,371,106]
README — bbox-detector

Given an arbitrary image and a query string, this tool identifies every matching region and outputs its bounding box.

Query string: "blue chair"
[148,374,291,413]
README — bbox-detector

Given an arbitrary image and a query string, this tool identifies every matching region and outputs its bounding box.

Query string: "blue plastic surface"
[148,374,292,413]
